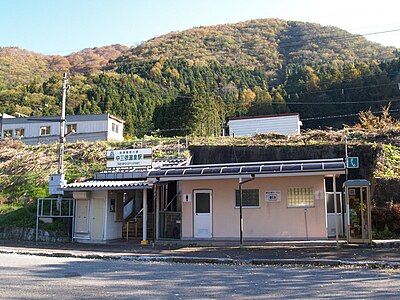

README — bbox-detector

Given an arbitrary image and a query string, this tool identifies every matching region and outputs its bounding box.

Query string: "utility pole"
[58,73,67,175]
[57,73,68,206]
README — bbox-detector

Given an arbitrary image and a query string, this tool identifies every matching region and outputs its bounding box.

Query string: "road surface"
[1,253,400,299]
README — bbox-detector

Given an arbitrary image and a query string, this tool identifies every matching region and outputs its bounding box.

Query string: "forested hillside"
[0,44,128,88]
[0,19,399,137]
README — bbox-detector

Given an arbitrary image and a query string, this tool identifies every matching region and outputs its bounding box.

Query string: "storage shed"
[228,113,301,136]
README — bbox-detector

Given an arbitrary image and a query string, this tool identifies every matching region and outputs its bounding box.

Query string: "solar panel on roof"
[241,166,261,173]
[202,168,222,174]
[261,165,281,172]
[324,162,345,169]
[184,169,203,175]
[165,169,185,176]
[221,167,241,173]
[302,163,323,170]
[282,164,302,171]
[148,170,166,176]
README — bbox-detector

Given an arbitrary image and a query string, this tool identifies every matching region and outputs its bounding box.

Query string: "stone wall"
[0,226,70,242]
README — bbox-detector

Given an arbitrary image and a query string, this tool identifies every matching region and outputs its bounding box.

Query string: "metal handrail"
[132,207,144,219]
[163,193,179,212]
[126,208,144,241]
[125,211,155,241]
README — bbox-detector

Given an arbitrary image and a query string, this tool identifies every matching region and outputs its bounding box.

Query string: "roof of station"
[64,180,152,191]
[148,158,346,181]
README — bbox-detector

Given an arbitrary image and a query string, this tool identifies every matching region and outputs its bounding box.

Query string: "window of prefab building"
[40,126,51,136]
[67,123,77,133]
[235,189,260,207]
[15,128,25,138]
[112,123,119,133]
[287,187,314,207]
[3,130,12,138]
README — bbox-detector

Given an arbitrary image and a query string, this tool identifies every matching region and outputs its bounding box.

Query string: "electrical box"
[265,191,281,202]
[49,174,66,195]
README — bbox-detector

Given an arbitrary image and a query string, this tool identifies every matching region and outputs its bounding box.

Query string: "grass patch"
[0,203,24,215]
[0,203,67,232]
[0,204,37,228]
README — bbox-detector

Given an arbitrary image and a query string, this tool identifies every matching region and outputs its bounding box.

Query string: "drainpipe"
[239,174,255,246]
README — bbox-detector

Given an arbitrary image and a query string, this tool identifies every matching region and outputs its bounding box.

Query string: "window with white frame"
[15,128,25,138]
[40,126,51,136]
[287,187,314,207]
[112,123,119,133]
[235,189,259,207]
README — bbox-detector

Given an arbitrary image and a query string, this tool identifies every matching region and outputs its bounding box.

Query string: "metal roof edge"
[153,170,346,181]
[159,158,344,169]
[228,113,300,121]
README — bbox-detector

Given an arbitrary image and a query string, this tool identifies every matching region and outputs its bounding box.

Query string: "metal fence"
[36,198,74,241]
[159,211,181,239]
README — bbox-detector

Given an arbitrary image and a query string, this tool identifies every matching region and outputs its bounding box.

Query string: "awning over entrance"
[148,158,346,181]
[64,180,152,191]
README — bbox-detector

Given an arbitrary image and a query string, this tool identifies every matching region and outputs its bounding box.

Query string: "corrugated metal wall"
[228,115,300,136]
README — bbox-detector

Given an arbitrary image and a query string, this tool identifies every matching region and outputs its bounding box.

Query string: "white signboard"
[106,148,152,168]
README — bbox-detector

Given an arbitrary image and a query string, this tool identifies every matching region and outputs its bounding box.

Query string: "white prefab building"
[0,113,124,144]
[228,113,301,136]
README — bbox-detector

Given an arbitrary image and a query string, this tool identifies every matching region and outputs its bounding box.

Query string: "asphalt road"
[1,253,400,299]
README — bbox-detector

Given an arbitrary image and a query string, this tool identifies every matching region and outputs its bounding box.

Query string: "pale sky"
[0,0,399,55]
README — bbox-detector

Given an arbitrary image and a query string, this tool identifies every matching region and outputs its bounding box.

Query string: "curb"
[1,248,400,269]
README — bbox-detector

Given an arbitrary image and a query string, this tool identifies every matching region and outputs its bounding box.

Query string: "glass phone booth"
[343,180,372,244]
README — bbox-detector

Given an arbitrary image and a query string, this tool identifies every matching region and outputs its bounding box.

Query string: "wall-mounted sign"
[106,148,152,168]
[265,191,281,202]
[346,157,359,169]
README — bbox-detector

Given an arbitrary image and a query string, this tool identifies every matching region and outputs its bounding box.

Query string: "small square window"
[235,189,259,207]
[3,130,12,138]
[287,187,314,207]
[112,123,119,133]
[15,128,25,138]
[67,124,77,133]
[40,126,51,136]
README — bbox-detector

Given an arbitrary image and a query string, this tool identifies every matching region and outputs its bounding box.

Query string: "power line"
[287,97,400,105]
[302,108,400,121]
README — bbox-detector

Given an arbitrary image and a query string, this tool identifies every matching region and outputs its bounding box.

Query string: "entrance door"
[193,190,212,238]
[92,197,105,240]
[326,192,343,237]
[347,186,371,243]
[75,200,89,233]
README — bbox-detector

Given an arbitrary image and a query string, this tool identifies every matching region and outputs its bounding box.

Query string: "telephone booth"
[343,180,372,244]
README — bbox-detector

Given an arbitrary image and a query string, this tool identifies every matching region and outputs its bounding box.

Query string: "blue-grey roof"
[343,179,371,187]
[2,113,124,124]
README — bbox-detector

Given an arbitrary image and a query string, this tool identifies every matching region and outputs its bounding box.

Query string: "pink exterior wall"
[180,175,327,239]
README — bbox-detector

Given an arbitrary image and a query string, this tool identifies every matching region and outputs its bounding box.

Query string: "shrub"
[371,204,400,238]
